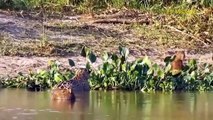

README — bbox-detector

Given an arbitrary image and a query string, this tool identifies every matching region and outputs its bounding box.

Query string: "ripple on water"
[12,116,18,119]
[3,108,16,112]
[15,108,22,110]
[49,110,61,113]
[18,112,38,116]
[29,109,36,112]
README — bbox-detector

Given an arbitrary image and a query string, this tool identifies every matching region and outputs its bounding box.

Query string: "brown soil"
[0,10,212,78]
[0,53,212,78]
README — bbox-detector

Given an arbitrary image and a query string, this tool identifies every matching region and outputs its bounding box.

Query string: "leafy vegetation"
[0,0,212,12]
[0,0,212,94]
[0,46,212,92]
[87,46,213,92]
[0,46,96,91]
[0,60,74,91]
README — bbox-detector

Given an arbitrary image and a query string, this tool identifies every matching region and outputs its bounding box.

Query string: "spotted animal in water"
[51,68,90,100]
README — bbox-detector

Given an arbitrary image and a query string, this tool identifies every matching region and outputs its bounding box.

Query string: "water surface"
[0,89,213,120]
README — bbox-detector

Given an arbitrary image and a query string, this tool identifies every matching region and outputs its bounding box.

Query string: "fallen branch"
[164,25,210,46]
[93,18,150,25]
[94,8,141,19]
[93,11,124,19]
[94,12,141,19]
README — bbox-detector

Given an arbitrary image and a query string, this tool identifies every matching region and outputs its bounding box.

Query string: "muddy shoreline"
[0,10,212,78]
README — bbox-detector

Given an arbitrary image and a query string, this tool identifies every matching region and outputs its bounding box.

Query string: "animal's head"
[51,88,75,100]
[74,68,90,80]
[175,51,185,60]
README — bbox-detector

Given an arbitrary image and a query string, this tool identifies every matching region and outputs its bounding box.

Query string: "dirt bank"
[0,53,212,78]
[0,10,212,78]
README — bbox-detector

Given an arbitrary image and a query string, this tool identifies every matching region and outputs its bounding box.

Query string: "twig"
[164,25,210,46]
[93,11,123,19]
[93,18,150,25]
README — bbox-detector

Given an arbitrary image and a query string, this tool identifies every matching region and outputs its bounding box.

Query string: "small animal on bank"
[51,68,90,101]
[171,51,185,75]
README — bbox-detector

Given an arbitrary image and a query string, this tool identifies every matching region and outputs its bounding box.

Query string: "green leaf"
[165,64,172,73]
[164,56,174,65]
[103,62,108,73]
[86,62,91,70]
[81,46,88,57]
[104,82,108,87]
[102,62,114,74]
[38,70,48,78]
[152,63,159,71]
[35,79,40,85]
[157,69,165,79]
[119,46,129,59]
[188,59,197,66]
[147,68,153,75]
[68,59,75,67]
[102,52,109,61]
[136,58,143,63]
[190,71,196,80]
[115,59,121,66]
[130,63,137,71]
[122,63,127,72]
[54,73,63,83]
[111,53,119,61]
[88,52,97,63]
[143,56,152,67]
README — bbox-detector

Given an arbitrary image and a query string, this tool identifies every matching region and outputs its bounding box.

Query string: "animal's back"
[56,68,90,91]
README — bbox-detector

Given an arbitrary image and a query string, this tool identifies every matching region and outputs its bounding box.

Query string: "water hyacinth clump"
[0,60,74,91]
[87,46,213,92]
[0,46,212,92]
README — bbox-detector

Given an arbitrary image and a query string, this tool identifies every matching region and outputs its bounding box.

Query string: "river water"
[0,89,213,120]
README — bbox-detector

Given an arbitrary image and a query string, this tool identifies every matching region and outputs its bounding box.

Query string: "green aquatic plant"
[0,45,96,91]
[0,46,212,92]
[89,46,153,90]
[88,46,213,92]
[81,45,97,64]
[26,60,74,91]
[1,60,74,91]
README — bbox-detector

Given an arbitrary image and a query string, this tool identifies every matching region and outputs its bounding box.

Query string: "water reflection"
[0,89,213,120]
[50,99,75,111]
[50,92,89,112]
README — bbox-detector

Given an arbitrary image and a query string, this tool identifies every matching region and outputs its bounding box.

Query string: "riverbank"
[0,6,212,91]
[0,53,212,78]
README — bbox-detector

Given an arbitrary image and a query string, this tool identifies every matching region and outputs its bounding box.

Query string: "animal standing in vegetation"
[171,51,185,75]
[51,68,90,101]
